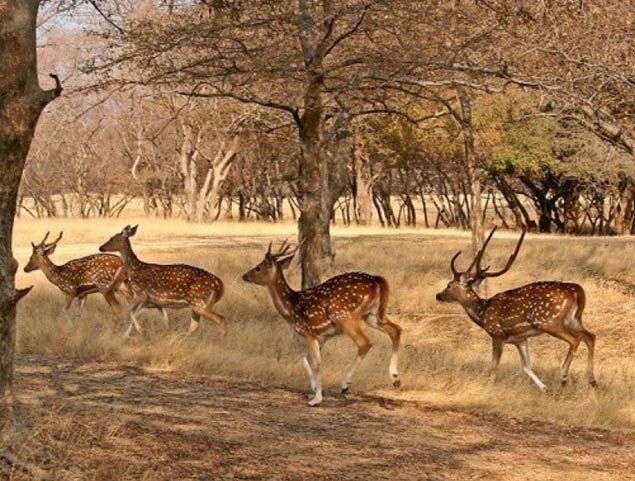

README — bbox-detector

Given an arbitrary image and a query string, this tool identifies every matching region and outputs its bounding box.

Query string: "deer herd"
[22,225,596,406]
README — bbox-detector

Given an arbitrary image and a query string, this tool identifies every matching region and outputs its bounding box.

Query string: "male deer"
[24,232,132,325]
[99,225,225,336]
[242,240,402,406]
[436,228,596,391]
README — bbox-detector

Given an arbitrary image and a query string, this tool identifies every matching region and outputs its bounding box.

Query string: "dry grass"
[7,357,634,481]
[12,217,635,431]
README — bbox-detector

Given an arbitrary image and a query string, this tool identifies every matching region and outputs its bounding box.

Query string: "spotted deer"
[24,232,132,325]
[99,225,225,336]
[242,240,402,406]
[436,228,596,391]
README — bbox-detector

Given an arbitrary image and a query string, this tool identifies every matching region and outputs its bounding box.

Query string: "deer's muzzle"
[436,291,451,302]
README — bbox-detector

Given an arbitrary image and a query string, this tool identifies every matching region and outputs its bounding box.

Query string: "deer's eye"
[256,266,261,272]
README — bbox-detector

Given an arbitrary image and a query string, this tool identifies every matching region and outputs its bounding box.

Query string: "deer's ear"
[44,244,57,256]
[278,254,295,270]
[123,225,138,237]
[469,277,483,288]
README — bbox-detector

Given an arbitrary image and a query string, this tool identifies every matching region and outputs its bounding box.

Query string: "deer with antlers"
[99,225,225,336]
[242,240,402,406]
[436,228,596,391]
[24,232,132,325]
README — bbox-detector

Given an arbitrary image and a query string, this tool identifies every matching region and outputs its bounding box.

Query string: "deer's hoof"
[393,379,401,389]
[307,396,322,407]
[589,379,598,388]
[340,386,349,395]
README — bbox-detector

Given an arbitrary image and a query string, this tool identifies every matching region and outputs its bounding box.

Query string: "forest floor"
[9,355,635,481]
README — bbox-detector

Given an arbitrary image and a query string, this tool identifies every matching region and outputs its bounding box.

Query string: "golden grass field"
[7,217,635,480]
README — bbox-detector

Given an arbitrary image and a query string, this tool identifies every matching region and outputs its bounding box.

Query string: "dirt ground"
[10,355,635,481]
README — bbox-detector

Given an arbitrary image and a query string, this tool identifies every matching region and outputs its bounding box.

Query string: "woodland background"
[25,1,635,239]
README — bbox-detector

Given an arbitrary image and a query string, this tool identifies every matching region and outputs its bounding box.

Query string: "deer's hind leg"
[190,291,226,335]
[125,301,145,336]
[578,329,596,387]
[364,304,402,388]
[191,306,226,334]
[99,287,126,321]
[544,321,582,387]
[564,304,597,387]
[340,315,372,394]
[63,294,76,327]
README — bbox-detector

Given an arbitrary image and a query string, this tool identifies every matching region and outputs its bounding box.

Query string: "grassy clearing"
[12,217,635,430]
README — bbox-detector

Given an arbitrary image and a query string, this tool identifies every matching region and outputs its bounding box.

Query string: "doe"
[24,231,131,325]
[99,225,225,336]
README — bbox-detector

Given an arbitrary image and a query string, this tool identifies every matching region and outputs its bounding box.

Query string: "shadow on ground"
[9,355,635,481]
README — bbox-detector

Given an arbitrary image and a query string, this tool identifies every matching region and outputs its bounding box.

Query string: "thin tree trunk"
[353,152,373,225]
[457,86,484,256]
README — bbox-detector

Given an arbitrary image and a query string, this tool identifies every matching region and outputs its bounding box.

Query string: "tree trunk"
[353,152,373,225]
[0,0,56,429]
[298,103,332,287]
[457,86,484,254]
[616,178,635,235]
[296,0,334,288]
[178,120,199,222]
[494,173,535,230]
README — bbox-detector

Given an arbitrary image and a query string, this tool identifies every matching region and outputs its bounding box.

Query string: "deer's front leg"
[125,302,145,337]
[302,356,317,395]
[75,295,87,324]
[488,337,504,381]
[515,340,548,392]
[305,336,322,406]
[63,294,75,327]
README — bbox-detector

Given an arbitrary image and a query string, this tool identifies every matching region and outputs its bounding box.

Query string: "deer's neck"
[459,289,490,328]
[118,240,143,272]
[39,257,64,286]
[267,273,299,322]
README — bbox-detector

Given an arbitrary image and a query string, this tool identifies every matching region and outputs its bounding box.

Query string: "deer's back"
[485,281,584,337]
[293,272,385,333]
[128,262,223,305]
[58,254,124,292]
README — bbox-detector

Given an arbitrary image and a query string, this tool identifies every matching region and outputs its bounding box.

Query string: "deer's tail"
[377,276,391,322]
[573,283,586,322]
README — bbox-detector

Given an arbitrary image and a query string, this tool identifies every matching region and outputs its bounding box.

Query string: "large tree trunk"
[0,0,55,428]
[297,83,332,288]
[296,0,334,288]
